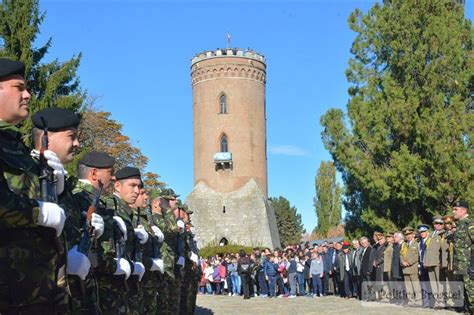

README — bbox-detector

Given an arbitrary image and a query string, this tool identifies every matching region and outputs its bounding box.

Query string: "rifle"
[77,180,104,256]
[38,117,64,255]
[76,181,103,296]
[148,204,162,260]
[131,208,144,290]
[112,207,128,292]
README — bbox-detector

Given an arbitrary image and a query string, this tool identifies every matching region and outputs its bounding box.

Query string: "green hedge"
[199,243,256,259]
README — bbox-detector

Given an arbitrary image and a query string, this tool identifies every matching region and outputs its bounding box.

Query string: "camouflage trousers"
[95,273,129,314]
[179,261,199,315]
[126,275,143,315]
[68,274,100,315]
[462,275,473,314]
[156,272,181,315]
[141,272,160,314]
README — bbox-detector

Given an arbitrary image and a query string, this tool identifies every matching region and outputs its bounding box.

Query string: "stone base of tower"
[186,179,281,250]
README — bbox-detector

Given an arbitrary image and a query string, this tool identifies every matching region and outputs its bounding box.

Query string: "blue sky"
[38,0,473,233]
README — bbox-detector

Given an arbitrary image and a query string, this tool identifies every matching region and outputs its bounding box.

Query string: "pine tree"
[313,161,342,237]
[0,0,85,142]
[320,0,473,234]
[269,196,305,247]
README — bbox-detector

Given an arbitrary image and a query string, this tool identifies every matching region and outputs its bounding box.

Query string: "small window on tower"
[219,94,227,114]
[220,135,228,152]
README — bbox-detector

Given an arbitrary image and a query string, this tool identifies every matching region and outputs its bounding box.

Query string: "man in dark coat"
[359,237,374,301]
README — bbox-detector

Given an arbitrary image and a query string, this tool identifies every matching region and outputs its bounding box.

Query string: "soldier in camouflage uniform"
[177,204,199,315]
[31,108,102,314]
[96,167,147,314]
[70,151,116,314]
[0,58,67,314]
[178,204,201,314]
[151,189,182,315]
[452,200,473,314]
[128,184,165,314]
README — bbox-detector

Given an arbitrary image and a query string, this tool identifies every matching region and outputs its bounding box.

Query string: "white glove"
[177,256,185,267]
[114,258,131,279]
[190,226,196,235]
[66,245,91,280]
[151,226,164,242]
[134,226,149,244]
[177,220,185,233]
[43,150,67,195]
[37,201,66,236]
[112,216,127,241]
[132,262,145,281]
[190,252,199,264]
[90,213,104,239]
[150,258,164,273]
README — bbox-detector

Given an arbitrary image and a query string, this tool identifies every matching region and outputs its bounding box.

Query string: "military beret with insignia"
[115,166,141,181]
[0,58,25,79]
[32,108,80,131]
[453,200,469,210]
[79,151,115,169]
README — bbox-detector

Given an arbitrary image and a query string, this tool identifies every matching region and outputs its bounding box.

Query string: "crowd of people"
[197,207,473,314]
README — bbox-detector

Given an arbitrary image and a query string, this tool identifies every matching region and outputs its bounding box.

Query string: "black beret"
[115,167,141,181]
[0,58,25,79]
[453,200,469,209]
[32,108,80,131]
[79,151,115,169]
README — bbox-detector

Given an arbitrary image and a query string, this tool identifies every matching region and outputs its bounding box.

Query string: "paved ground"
[195,295,457,315]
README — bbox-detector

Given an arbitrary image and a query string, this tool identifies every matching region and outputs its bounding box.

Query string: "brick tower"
[186,48,281,249]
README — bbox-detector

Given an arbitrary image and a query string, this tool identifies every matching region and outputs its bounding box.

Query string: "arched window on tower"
[220,135,228,152]
[219,94,227,114]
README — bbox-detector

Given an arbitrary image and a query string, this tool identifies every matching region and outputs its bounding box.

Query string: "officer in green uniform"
[70,151,116,314]
[452,200,473,314]
[0,58,67,314]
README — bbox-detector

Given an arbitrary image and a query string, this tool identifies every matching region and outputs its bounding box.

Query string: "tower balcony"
[214,152,233,171]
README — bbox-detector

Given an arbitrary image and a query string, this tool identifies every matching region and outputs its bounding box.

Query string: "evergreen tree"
[320,0,473,234]
[0,0,84,142]
[313,161,342,237]
[269,196,305,247]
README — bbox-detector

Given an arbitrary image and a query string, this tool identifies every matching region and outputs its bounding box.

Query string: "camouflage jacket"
[0,120,60,310]
[99,194,136,271]
[151,211,179,278]
[453,216,473,275]
[72,179,116,274]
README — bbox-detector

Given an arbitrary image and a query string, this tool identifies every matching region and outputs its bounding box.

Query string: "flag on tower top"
[226,33,231,48]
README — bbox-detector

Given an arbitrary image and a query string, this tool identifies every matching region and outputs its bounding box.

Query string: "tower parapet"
[191,48,266,65]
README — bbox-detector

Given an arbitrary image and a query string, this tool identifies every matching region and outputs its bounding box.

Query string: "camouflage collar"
[0,120,23,141]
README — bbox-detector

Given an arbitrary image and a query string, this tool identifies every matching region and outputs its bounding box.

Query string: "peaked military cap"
[32,108,80,131]
[417,224,429,232]
[402,227,414,235]
[0,58,25,79]
[115,166,141,180]
[79,151,115,168]
[178,203,193,215]
[432,216,444,224]
[161,188,179,200]
[453,200,469,209]
[148,189,161,201]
